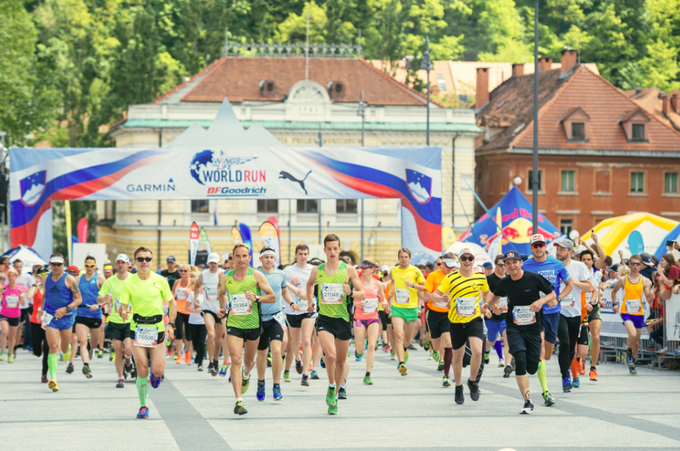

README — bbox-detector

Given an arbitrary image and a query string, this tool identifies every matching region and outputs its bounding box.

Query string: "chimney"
[662,93,671,116]
[673,90,680,113]
[538,56,553,72]
[560,48,577,74]
[476,67,489,110]
[512,64,524,77]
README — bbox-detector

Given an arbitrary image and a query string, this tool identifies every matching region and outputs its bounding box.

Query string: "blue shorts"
[48,314,75,331]
[621,314,644,329]
[486,318,506,342]
[542,311,560,344]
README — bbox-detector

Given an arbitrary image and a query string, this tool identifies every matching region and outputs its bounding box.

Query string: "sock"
[570,357,580,380]
[537,361,548,392]
[236,397,242,402]
[329,383,336,389]
[365,372,370,377]
[494,341,503,359]
[84,362,89,368]
[591,365,597,371]
[340,383,346,389]
[312,366,317,372]
[399,361,404,365]
[444,347,453,377]
[273,383,280,387]
[48,354,58,380]
[627,348,632,355]
[136,376,148,406]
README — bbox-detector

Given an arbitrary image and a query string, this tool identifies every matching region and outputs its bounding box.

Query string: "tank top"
[44,273,74,316]
[78,274,101,319]
[622,275,644,316]
[317,262,349,322]
[1,285,24,318]
[354,278,380,320]
[30,289,44,324]
[174,279,193,315]
[226,268,262,329]
[201,270,220,313]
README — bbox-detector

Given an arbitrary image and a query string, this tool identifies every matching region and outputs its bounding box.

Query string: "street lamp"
[358,90,366,260]
[532,0,539,234]
[421,37,433,146]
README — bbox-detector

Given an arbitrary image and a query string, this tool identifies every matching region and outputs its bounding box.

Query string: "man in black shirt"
[486,254,514,378]
[484,251,556,414]
[160,256,181,290]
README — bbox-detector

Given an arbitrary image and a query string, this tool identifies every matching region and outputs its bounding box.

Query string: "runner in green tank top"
[306,234,364,415]
[218,243,276,415]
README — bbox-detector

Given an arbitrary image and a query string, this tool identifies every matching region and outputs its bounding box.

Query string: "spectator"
[657,253,680,301]
[160,256,180,290]
[640,253,655,281]
[482,261,493,276]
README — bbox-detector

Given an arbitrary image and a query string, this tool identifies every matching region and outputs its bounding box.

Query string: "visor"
[442,258,457,267]
[49,256,65,264]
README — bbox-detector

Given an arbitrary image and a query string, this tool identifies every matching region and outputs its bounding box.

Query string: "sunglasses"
[436,263,442,267]
[532,243,546,248]
[630,262,641,266]
[136,257,153,263]
[50,262,63,267]
[84,264,96,268]
[460,256,475,262]
[497,264,505,268]
[179,269,188,273]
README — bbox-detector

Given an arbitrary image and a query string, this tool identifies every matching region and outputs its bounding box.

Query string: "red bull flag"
[459,186,560,256]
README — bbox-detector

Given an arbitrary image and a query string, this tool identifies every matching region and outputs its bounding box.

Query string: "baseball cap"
[207,252,220,264]
[380,265,390,272]
[166,256,176,263]
[459,247,475,257]
[67,265,79,274]
[37,265,50,276]
[640,253,654,267]
[115,253,130,263]
[473,266,483,273]
[482,262,493,269]
[553,236,574,250]
[531,234,546,245]
[503,251,522,262]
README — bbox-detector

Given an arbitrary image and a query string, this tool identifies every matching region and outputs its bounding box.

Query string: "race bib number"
[230,293,252,316]
[41,311,54,330]
[134,325,159,348]
[274,311,287,330]
[626,298,641,314]
[320,284,343,305]
[498,297,508,308]
[205,285,218,301]
[513,306,536,326]
[297,297,308,310]
[176,288,188,301]
[363,298,379,314]
[561,294,575,309]
[5,295,19,308]
[395,288,410,304]
[163,304,169,315]
[455,297,477,317]
[114,298,121,312]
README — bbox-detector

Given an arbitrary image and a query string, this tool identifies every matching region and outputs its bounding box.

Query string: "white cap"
[381,265,390,272]
[49,255,65,264]
[459,247,475,257]
[207,252,221,264]
[115,254,130,263]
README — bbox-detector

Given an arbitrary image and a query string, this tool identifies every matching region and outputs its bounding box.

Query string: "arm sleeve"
[280,274,287,289]
[559,266,570,284]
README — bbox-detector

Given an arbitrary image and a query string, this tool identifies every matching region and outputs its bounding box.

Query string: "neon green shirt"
[98,275,129,325]
[120,272,173,332]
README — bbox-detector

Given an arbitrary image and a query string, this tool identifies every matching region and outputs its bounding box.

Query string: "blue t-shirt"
[257,268,287,319]
[522,256,570,314]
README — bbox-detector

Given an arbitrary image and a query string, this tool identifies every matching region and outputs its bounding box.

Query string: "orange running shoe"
[175,354,182,364]
[589,368,598,381]
[580,360,586,375]
[185,351,191,364]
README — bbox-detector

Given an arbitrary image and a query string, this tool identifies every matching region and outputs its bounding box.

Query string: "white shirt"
[200,270,220,313]
[587,270,603,303]
[187,292,205,325]
[15,274,35,308]
[283,264,313,315]
[560,260,591,318]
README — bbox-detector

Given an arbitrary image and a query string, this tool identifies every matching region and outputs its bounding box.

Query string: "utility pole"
[532,0,539,234]
[358,90,366,260]
[317,127,322,245]
[305,9,310,80]
[421,37,432,146]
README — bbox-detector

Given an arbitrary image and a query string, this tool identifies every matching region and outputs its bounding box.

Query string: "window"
[632,124,645,141]
[336,199,357,214]
[571,123,585,140]
[630,172,645,193]
[560,219,574,236]
[528,170,542,191]
[560,171,576,192]
[595,171,610,193]
[436,74,447,92]
[665,173,678,194]
[297,199,318,213]
[257,199,278,213]
[191,200,208,213]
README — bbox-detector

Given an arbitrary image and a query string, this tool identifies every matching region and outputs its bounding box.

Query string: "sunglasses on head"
[532,243,546,248]
[136,257,152,263]
[460,256,475,262]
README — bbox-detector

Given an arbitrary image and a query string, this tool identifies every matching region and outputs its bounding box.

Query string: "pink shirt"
[354,278,382,320]
[1,285,24,318]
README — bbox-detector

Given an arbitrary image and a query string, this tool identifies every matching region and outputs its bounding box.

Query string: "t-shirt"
[640,266,655,282]
[160,269,181,291]
[283,264,313,315]
[30,289,43,324]
[98,275,130,324]
[390,265,425,309]
[668,266,680,285]
[200,270,221,313]
[187,292,205,325]
[522,256,570,314]
[1,285,25,318]
[493,271,554,334]
[120,272,173,332]
[487,273,508,321]
[560,260,591,318]
[437,271,489,324]
[15,274,34,307]
[258,268,287,320]
[174,280,193,315]
[424,270,448,313]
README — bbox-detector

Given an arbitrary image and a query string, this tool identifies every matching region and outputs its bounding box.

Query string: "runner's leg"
[391,317,406,362]
[318,331,339,384]
[366,322,380,374]
[300,318,315,377]
[589,319,601,367]
[228,334,246,399]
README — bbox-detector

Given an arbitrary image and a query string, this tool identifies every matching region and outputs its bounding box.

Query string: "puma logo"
[279,170,312,195]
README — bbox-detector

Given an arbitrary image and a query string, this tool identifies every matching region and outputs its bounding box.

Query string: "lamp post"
[532,0,539,234]
[421,37,432,146]
[358,90,366,261]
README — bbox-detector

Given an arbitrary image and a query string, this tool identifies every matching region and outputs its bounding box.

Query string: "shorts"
[227,326,261,342]
[75,316,102,329]
[354,318,380,329]
[257,319,284,350]
[426,310,450,339]
[450,317,485,350]
[587,306,602,322]
[47,314,75,331]
[621,313,644,330]
[175,312,192,341]
[108,321,134,341]
[0,315,20,327]
[486,318,507,342]
[507,326,542,363]
[542,311,560,344]
[20,308,31,323]
[378,310,391,330]
[577,324,589,345]
[390,305,418,322]
[316,315,352,341]
[203,310,225,324]
[286,312,315,328]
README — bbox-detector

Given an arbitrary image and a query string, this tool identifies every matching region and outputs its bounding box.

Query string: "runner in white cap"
[194,252,226,376]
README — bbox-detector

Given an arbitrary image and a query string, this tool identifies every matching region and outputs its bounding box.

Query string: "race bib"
[363,298,379,314]
[176,288,188,301]
[320,283,343,305]
[455,297,477,317]
[626,298,641,314]
[41,311,54,330]
[395,288,410,304]
[585,292,592,302]
[114,298,121,312]
[498,297,508,308]
[163,304,169,315]
[205,285,218,301]
[134,325,158,348]
[297,297,308,310]
[274,311,287,330]
[513,306,536,326]
[230,293,252,315]
[5,295,19,308]
[561,294,575,309]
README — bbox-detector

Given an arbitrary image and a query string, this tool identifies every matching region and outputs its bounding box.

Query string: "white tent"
[444,242,492,266]
[2,245,47,274]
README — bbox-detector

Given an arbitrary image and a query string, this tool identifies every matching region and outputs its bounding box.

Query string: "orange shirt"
[424,269,448,313]
[174,280,193,315]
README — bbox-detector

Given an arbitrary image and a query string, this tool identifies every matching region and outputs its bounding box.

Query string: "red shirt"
[30,289,43,324]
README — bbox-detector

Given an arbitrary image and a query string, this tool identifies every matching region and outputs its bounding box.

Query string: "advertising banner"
[200,227,212,254]
[189,222,200,266]
[259,221,281,267]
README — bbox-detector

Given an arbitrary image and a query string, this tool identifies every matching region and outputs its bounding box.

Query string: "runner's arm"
[574,278,594,292]
[347,266,365,300]
[171,278,180,298]
[281,284,297,307]
[591,234,607,270]
[66,275,82,308]
[610,277,625,312]
[287,281,308,300]
[431,289,449,307]
[560,277,574,299]
[306,267,318,313]
[253,271,276,303]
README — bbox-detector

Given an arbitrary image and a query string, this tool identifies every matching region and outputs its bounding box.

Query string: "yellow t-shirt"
[437,271,489,324]
[120,272,173,332]
[390,265,425,309]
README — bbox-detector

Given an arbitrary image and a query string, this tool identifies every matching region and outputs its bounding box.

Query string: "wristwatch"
[66,306,71,312]
[255,295,260,303]
[556,296,562,303]
[168,322,176,328]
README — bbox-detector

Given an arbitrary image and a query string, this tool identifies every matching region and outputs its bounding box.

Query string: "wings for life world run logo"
[190,149,267,197]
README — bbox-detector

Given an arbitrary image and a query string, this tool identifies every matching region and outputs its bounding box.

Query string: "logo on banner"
[405,169,432,204]
[190,150,259,185]
[279,170,312,195]
[20,171,47,206]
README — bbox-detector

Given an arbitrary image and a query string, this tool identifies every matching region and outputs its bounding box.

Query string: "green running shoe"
[283,370,291,382]
[62,344,72,362]
[423,339,431,351]
[110,352,115,362]
[484,352,489,364]
[542,390,555,406]
[241,368,251,394]
[8,354,14,363]
[0,353,5,361]
[328,400,338,415]
[431,350,440,362]
[390,352,396,360]
[326,386,336,407]
[442,376,451,387]
[363,375,373,385]
[403,349,409,363]
[98,349,104,359]
[437,360,445,371]
[234,400,248,415]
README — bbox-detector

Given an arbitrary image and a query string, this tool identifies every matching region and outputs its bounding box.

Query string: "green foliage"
[52,200,98,261]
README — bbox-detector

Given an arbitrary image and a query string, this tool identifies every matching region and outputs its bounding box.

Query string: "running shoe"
[257,379,266,401]
[82,365,92,378]
[328,400,338,415]
[442,376,451,387]
[543,391,555,406]
[437,360,445,371]
[326,386,336,407]
[580,360,586,375]
[124,359,133,374]
[398,363,408,376]
[197,365,203,372]
[503,365,513,378]
[363,375,373,385]
[484,352,490,364]
[320,357,326,369]
[207,362,215,376]
[66,363,74,374]
[41,374,48,383]
[283,370,291,382]
[498,359,505,368]
[109,352,115,362]
[116,378,125,388]
[467,379,480,401]
[241,369,251,394]
[184,351,191,364]
[62,344,71,362]
[629,365,637,375]
[562,378,572,393]
[383,344,391,353]
[625,353,634,367]
[8,354,14,363]
[310,370,319,379]
[295,359,303,374]
[520,399,534,414]
[175,354,182,364]
[572,377,580,388]
[408,343,417,350]
[98,349,104,359]
[219,364,228,377]
[454,385,464,404]
[390,352,396,360]
[150,371,162,389]
[431,350,440,362]
[403,349,409,363]
[423,339,431,351]
[0,353,4,361]
[234,400,248,415]
[589,368,598,381]
[338,387,347,399]
[273,384,282,401]
[48,380,59,392]
[355,351,363,362]
[136,406,149,419]
[301,374,310,386]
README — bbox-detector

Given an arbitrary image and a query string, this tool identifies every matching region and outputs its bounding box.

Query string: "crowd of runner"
[0,232,678,417]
